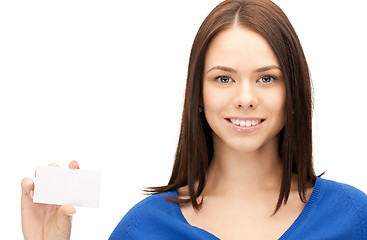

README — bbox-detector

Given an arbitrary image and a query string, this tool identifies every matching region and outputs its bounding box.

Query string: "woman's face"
[202,26,286,153]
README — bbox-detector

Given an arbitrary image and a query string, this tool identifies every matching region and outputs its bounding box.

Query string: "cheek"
[203,85,231,116]
[203,84,218,112]
[202,84,228,130]
[262,87,286,121]
[270,88,286,122]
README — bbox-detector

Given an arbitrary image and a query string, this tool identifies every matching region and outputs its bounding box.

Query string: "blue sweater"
[109,178,367,239]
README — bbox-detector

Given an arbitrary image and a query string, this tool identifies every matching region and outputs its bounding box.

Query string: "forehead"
[204,26,280,72]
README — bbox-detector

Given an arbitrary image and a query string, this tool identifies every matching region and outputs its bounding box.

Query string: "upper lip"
[226,117,265,120]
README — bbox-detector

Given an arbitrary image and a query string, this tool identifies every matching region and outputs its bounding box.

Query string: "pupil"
[221,77,229,83]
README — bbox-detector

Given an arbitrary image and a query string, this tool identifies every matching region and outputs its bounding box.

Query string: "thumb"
[54,205,76,238]
[21,177,34,204]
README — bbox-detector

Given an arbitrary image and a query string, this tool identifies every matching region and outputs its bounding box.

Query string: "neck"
[204,137,283,197]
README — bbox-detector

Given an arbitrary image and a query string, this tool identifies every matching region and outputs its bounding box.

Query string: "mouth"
[226,118,265,127]
[225,118,265,133]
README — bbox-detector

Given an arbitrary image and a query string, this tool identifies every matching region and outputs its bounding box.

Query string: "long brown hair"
[147,0,316,214]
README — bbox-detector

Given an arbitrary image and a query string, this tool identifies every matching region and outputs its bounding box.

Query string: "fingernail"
[29,190,34,199]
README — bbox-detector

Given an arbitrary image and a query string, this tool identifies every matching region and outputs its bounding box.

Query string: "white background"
[0,0,366,239]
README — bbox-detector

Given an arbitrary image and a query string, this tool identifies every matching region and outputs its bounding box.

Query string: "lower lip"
[225,119,265,133]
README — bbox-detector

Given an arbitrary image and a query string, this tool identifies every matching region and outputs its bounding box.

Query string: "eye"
[215,76,233,84]
[259,75,276,84]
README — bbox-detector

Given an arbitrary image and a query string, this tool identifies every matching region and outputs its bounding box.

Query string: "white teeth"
[230,119,262,127]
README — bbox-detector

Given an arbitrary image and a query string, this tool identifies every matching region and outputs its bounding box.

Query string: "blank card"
[33,166,102,208]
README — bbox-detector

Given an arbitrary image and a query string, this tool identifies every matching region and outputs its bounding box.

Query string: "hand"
[21,161,80,240]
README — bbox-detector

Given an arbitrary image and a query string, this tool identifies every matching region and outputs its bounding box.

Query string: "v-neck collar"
[173,177,322,240]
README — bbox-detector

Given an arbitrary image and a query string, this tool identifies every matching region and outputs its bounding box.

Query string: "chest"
[180,197,305,240]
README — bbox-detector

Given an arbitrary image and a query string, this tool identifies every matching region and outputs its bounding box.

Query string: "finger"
[35,163,60,178]
[68,160,80,169]
[21,177,38,240]
[59,204,76,216]
[54,205,75,237]
[21,178,36,215]
[21,177,34,200]
[48,163,60,167]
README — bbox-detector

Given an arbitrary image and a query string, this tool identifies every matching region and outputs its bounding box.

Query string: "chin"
[232,143,264,154]
[219,137,266,154]
[214,132,279,155]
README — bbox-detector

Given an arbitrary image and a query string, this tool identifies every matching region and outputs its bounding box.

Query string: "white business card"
[33,166,102,208]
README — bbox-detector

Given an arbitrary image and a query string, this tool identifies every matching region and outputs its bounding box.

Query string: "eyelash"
[214,75,277,84]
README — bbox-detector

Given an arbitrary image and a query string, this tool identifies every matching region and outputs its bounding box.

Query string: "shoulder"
[108,190,185,239]
[315,178,367,236]
[318,178,367,207]
[121,190,177,219]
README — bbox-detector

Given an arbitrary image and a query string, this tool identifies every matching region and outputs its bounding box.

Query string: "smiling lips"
[229,118,262,127]
[226,118,265,133]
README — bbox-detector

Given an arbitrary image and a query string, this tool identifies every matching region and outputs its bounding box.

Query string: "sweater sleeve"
[108,201,140,240]
[340,183,367,238]
[108,195,158,240]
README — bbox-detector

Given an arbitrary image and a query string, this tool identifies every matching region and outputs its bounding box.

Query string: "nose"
[233,81,259,109]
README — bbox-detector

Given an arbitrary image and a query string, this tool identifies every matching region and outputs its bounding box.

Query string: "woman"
[21,0,367,239]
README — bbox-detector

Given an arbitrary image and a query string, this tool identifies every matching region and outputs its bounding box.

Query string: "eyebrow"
[206,65,282,73]
[255,65,282,73]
